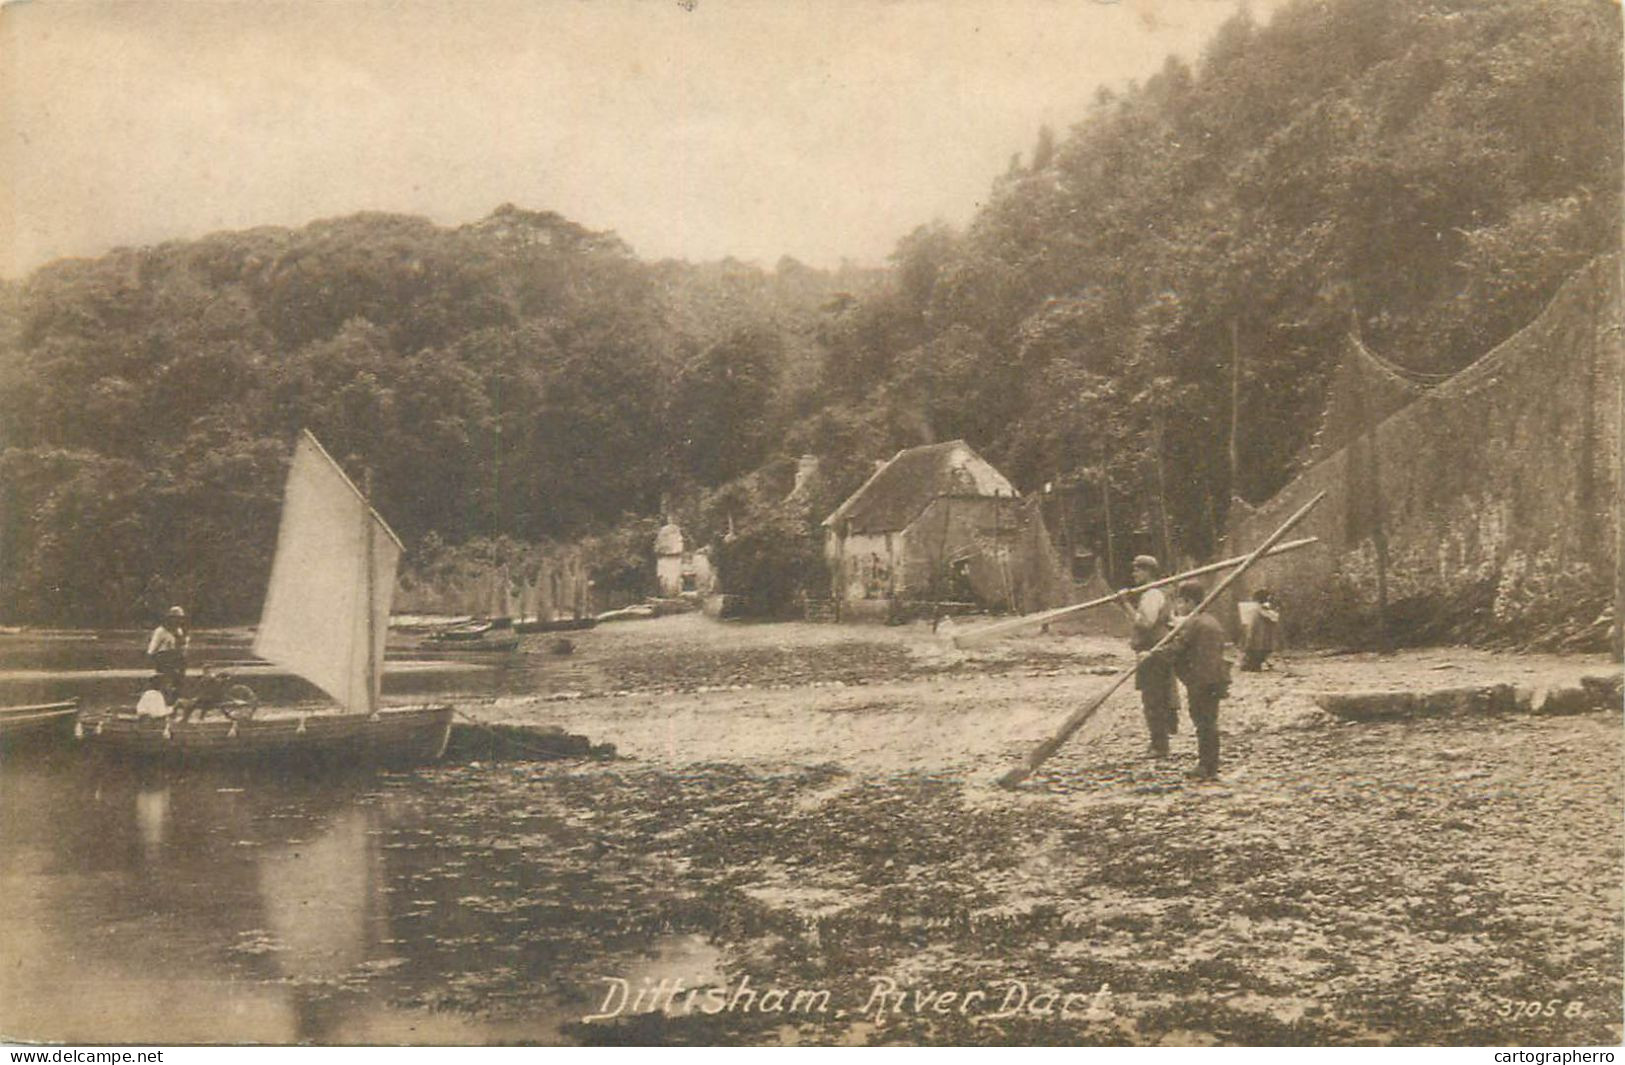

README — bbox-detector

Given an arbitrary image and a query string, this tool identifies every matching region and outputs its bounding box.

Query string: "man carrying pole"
[1114,555,1178,758]
[996,490,1324,790]
[1147,580,1230,780]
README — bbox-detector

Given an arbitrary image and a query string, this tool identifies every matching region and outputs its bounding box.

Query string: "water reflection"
[1,756,723,1045]
[258,808,380,982]
[2,763,457,1042]
[0,629,746,1045]
[256,807,383,1044]
[133,785,169,856]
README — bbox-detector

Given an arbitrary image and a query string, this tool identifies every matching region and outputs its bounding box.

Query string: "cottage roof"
[822,440,1016,534]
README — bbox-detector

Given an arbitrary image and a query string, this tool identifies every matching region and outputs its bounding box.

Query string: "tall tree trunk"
[1152,414,1174,567]
[1101,472,1116,587]
[1230,316,1242,502]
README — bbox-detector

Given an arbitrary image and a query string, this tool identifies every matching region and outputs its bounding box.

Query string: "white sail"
[517,570,539,623]
[499,567,516,619]
[254,432,402,714]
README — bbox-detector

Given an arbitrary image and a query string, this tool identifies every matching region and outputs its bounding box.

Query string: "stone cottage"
[821,440,1039,620]
[654,520,715,598]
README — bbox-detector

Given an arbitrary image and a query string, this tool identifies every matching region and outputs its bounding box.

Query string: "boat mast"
[363,468,378,718]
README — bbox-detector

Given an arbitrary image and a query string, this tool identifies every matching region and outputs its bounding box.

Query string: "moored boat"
[0,700,79,748]
[78,703,451,766]
[80,431,453,768]
[513,616,597,634]
[413,633,520,655]
[427,620,494,641]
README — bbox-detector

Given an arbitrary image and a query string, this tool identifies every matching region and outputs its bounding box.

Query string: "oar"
[996,490,1327,789]
[952,536,1320,649]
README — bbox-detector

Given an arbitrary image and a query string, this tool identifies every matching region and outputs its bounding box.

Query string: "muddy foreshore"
[432,614,1623,1046]
[3,613,1618,1046]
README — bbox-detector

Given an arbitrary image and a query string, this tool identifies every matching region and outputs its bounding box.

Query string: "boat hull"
[428,621,493,641]
[415,634,520,654]
[513,617,597,634]
[77,704,454,767]
[0,701,80,749]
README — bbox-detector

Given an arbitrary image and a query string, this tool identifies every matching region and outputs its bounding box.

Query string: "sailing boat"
[80,432,454,766]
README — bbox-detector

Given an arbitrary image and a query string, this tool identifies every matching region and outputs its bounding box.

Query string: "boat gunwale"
[77,703,455,763]
[0,700,80,718]
[0,700,81,738]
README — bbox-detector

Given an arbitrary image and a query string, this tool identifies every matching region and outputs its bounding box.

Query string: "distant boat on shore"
[514,616,597,634]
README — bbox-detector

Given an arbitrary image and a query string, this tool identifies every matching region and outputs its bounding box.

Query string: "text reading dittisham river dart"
[584,975,1113,1024]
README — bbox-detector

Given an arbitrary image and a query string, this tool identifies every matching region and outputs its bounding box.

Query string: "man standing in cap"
[1114,555,1178,757]
[147,605,189,705]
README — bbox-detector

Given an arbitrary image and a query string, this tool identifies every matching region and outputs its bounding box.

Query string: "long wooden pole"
[951,535,1320,648]
[996,490,1326,789]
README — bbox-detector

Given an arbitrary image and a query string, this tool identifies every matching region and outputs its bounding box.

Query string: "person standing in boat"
[147,605,189,703]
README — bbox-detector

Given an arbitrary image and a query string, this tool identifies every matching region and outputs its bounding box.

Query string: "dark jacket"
[1158,611,1229,690]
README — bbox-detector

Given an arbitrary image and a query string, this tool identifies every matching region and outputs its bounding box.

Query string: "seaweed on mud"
[22,622,1616,1047]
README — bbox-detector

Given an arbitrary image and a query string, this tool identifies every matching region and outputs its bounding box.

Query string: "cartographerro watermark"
[583,975,1116,1024]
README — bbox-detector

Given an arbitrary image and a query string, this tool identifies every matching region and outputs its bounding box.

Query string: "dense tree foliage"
[2,0,1617,622]
[0,207,863,623]
[710,502,824,617]
[801,0,1621,573]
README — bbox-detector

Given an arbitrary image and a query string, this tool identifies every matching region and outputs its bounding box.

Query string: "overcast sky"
[0,0,1261,279]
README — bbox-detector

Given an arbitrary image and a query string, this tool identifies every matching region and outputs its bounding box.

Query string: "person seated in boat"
[135,681,171,720]
[147,605,190,703]
[172,665,256,723]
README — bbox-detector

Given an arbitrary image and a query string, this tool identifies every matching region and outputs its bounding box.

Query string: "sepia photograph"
[0,0,1620,1050]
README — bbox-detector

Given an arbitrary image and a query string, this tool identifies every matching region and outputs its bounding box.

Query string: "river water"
[0,632,722,1046]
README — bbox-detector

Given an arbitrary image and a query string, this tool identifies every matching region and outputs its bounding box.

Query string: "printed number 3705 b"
[1499,1000,1586,1019]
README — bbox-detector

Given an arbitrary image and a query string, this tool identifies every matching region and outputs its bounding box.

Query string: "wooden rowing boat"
[428,620,494,641]
[513,616,597,635]
[77,704,452,766]
[0,700,79,748]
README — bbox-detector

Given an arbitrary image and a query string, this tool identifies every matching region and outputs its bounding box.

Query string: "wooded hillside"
[799,0,1621,573]
[2,0,1618,624]
[0,207,870,622]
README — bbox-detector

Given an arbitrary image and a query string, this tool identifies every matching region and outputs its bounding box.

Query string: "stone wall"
[1224,257,1621,649]
[826,529,896,605]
